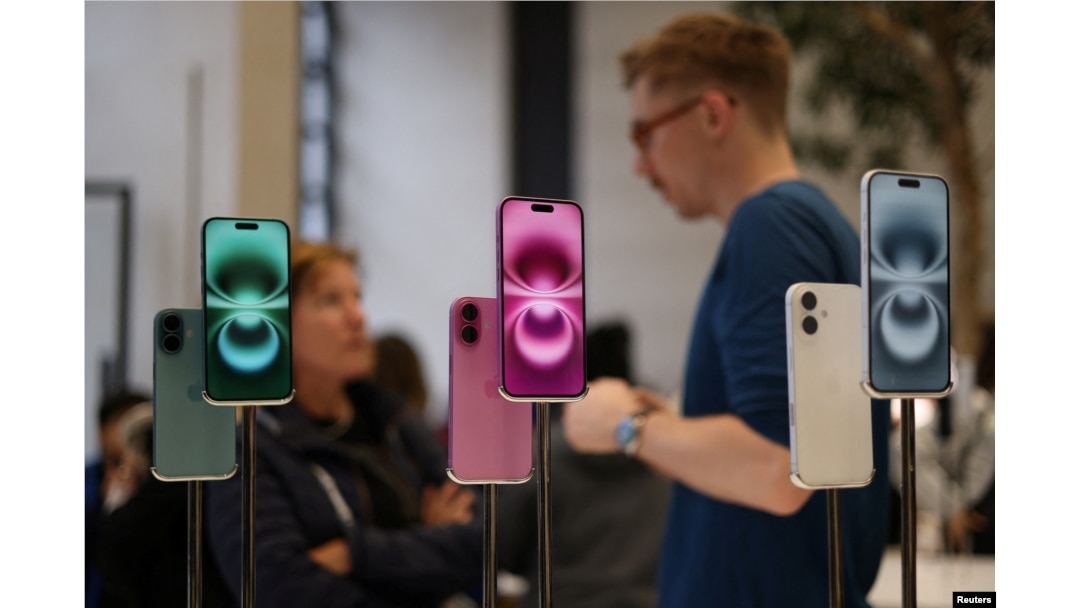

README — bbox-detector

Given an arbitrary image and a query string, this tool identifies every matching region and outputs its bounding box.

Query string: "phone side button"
[789,403,795,427]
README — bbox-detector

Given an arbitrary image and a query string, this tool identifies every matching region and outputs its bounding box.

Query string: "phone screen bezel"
[865,172,952,394]
[200,217,295,404]
[496,197,588,400]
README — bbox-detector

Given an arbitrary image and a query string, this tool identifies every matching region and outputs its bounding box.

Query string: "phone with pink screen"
[447,297,534,484]
[496,197,587,401]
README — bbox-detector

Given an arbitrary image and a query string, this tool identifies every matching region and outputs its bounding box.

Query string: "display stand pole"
[242,405,257,608]
[899,397,916,608]
[483,484,498,608]
[535,401,553,608]
[188,480,204,608]
[827,489,843,608]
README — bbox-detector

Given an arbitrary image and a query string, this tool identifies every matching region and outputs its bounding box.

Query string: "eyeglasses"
[629,93,736,153]
[629,96,704,153]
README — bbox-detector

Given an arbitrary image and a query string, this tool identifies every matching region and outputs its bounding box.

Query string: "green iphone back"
[152,308,238,480]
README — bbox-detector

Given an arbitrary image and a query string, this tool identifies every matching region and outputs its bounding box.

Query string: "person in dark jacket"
[95,395,233,608]
[206,240,482,608]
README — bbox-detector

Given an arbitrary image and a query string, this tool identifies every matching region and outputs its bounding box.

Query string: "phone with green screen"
[201,217,295,406]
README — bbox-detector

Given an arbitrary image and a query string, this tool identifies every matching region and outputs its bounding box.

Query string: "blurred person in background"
[93,393,233,607]
[372,332,449,446]
[891,333,995,555]
[206,240,483,608]
[87,390,149,608]
[372,333,430,418]
[562,13,891,607]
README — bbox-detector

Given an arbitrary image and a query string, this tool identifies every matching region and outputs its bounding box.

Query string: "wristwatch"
[615,409,652,457]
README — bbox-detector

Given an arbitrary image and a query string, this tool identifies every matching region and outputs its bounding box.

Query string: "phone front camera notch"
[531,203,554,213]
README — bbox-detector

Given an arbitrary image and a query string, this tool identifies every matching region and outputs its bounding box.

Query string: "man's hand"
[633,386,675,412]
[563,377,643,453]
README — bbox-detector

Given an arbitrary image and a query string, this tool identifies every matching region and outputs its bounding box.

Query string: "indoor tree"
[735,1,995,365]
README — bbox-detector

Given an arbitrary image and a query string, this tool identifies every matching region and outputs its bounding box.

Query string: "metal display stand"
[497,387,586,608]
[483,485,498,608]
[188,481,205,608]
[827,489,843,608]
[535,401,554,608]
[202,390,293,608]
[241,406,257,608]
[149,438,233,608]
[898,397,917,608]
[873,395,922,608]
[861,382,951,608]
[532,393,586,608]
[148,463,225,608]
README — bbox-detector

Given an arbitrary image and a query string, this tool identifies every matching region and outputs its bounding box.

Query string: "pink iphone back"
[448,296,534,484]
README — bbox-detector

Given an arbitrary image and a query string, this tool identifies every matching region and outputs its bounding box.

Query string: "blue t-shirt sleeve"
[714,194,851,446]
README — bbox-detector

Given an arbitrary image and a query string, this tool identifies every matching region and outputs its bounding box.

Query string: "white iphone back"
[786,282,874,489]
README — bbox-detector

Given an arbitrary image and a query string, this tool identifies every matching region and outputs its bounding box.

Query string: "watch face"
[615,416,636,449]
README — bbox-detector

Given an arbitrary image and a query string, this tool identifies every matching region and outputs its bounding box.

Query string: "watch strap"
[617,408,652,457]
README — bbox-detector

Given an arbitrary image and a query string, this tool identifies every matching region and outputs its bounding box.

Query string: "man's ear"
[701,91,734,138]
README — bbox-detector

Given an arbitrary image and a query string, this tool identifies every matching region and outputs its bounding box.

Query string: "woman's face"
[291,259,372,384]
